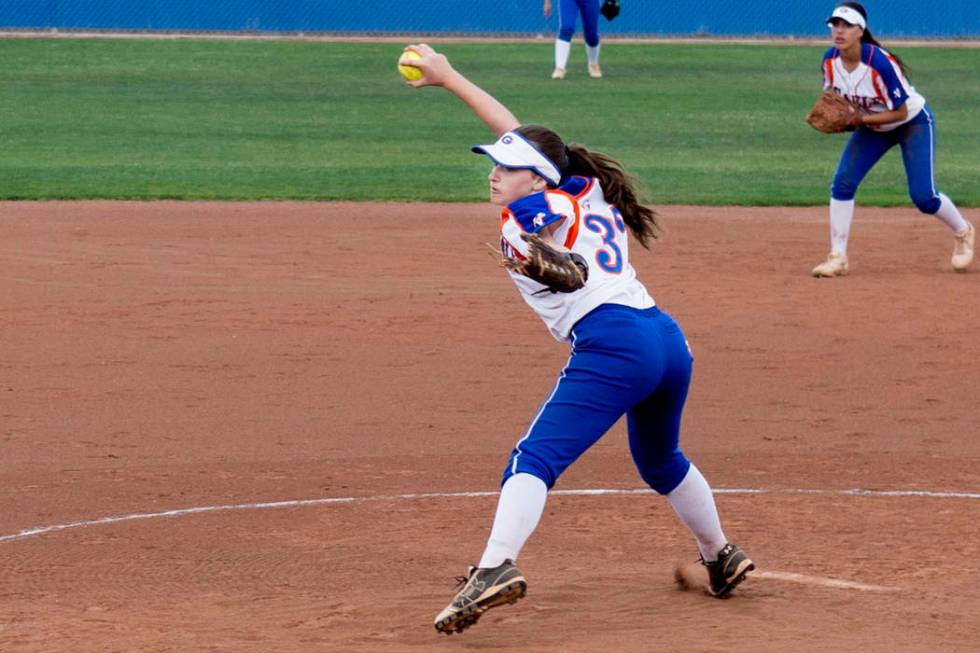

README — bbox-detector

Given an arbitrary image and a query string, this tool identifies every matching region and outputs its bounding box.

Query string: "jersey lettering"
[821,43,924,131]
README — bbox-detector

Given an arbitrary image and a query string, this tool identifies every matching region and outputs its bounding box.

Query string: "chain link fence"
[1,1,978,37]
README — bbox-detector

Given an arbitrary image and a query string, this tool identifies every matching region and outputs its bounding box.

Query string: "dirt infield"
[1,201,978,652]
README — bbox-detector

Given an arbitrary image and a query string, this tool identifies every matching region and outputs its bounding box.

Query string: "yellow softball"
[398,50,423,82]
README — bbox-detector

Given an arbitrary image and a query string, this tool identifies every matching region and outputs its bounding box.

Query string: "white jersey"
[498,176,655,342]
[822,43,925,132]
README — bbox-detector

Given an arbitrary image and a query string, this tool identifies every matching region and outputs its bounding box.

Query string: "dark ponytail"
[515,124,660,249]
[838,1,910,77]
[565,145,660,248]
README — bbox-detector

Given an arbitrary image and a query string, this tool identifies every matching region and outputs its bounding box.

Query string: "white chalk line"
[755,571,896,592]
[2,486,976,546]
[4,486,972,594]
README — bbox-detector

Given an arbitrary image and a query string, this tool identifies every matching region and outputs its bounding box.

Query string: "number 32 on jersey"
[584,207,626,274]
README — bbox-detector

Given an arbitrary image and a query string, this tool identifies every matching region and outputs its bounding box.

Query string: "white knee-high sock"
[586,44,601,65]
[478,473,548,568]
[932,193,970,234]
[666,465,727,562]
[830,198,855,257]
[554,39,571,70]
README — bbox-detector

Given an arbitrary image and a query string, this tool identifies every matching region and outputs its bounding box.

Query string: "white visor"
[827,6,866,29]
[471,131,562,186]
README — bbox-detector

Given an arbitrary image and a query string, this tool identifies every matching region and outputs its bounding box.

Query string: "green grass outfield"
[1,38,977,205]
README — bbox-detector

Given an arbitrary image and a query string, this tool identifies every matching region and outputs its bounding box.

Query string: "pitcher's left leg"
[626,312,753,595]
[901,107,973,270]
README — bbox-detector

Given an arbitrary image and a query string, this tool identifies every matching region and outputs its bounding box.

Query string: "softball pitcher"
[543,0,603,79]
[812,2,974,277]
[401,44,753,635]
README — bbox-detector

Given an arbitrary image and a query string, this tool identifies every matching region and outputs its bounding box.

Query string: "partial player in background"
[400,43,753,636]
[544,0,603,79]
[811,2,974,277]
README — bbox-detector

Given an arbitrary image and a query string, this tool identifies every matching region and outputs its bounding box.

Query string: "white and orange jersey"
[499,176,655,342]
[822,43,925,132]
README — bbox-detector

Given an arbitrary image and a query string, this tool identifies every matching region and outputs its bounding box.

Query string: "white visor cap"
[471,131,562,186]
[827,6,867,29]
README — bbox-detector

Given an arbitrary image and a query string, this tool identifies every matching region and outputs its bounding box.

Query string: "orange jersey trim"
[573,176,595,200]
[870,69,887,106]
[499,209,526,261]
[542,189,582,249]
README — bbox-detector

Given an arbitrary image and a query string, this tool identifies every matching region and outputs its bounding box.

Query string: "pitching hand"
[402,44,456,89]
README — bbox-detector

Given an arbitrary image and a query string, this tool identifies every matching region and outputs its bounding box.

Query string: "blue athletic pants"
[502,304,693,495]
[831,106,943,214]
[558,0,601,46]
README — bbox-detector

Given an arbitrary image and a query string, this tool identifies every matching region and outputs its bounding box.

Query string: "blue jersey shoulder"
[558,176,591,196]
[507,177,593,232]
[867,44,895,72]
[822,46,839,62]
[866,44,908,107]
[507,193,564,233]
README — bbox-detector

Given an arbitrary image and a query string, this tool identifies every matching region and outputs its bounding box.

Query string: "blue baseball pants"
[502,304,693,495]
[558,0,601,46]
[831,105,944,214]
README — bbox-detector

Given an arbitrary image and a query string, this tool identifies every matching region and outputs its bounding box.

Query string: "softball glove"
[600,0,621,21]
[504,232,588,293]
[806,91,861,133]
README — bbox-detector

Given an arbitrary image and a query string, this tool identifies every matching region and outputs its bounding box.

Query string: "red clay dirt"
[1,201,978,652]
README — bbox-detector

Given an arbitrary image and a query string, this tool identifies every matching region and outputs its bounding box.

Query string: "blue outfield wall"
[1,1,978,37]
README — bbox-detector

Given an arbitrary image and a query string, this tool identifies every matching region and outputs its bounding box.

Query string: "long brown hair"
[837,2,910,77]
[514,124,660,248]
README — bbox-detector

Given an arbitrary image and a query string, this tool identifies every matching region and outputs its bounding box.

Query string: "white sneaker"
[551,67,566,80]
[588,63,602,78]
[952,223,975,272]
[812,252,849,277]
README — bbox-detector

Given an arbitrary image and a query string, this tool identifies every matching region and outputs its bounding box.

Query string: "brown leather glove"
[503,232,588,293]
[806,91,861,133]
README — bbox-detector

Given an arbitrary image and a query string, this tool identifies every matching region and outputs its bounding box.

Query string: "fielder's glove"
[600,0,621,21]
[806,91,862,133]
[504,232,588,293]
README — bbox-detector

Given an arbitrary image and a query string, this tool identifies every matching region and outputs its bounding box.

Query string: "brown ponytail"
[565,145,660,248]
[515,124,660,249]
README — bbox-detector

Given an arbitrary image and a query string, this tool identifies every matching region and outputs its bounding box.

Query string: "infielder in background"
[812,2,974,277]
[400,43,753,635]
[544,0,603,79]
